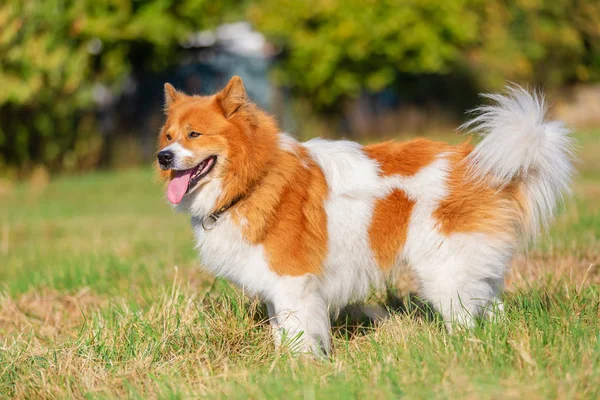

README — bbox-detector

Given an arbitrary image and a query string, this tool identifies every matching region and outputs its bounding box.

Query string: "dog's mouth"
[166,156,217,205]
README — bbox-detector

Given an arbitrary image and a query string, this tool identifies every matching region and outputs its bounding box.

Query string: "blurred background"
[1,0,599,178]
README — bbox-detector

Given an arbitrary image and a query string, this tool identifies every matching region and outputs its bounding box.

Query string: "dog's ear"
[216,76,247,118]
[164,83,182,112]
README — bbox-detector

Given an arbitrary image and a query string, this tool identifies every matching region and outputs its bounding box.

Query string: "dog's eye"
[189,131,202,138]
[166,134,172,141]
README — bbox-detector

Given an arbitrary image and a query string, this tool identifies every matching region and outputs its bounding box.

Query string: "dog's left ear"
[217,76,247,118]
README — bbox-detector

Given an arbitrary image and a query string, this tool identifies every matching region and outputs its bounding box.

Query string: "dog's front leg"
[268,276,331,356]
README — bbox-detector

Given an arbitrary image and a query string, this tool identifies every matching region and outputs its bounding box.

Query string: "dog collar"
[201,195,244,231]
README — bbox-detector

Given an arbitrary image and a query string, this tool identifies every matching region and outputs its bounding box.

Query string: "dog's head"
[156,76,277,209]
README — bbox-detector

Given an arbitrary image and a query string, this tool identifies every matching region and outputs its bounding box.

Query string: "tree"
[0,0,236,171]
[249,0,480,111]
[468,0,600,88]
[249,0,600,112]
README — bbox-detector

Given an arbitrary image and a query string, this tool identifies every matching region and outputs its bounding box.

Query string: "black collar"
[200,194,244,230]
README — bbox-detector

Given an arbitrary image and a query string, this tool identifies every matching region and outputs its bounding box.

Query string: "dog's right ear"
[164,83,181,113]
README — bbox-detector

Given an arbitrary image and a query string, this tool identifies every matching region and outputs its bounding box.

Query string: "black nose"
[157,150,174,167]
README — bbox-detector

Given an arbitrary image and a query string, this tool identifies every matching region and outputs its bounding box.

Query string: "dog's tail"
[461,85,576,239]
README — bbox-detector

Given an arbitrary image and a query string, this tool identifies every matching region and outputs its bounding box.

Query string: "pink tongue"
[167,170,192,204]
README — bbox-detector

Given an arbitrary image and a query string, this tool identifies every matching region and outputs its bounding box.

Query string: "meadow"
[0,130,598,399]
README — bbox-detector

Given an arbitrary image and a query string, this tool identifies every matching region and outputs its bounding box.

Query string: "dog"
[156,76,574,355]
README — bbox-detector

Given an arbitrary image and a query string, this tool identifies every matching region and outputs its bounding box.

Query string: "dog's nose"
[157,150,174,168]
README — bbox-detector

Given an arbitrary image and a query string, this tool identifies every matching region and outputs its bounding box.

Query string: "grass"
[0,131,599,399]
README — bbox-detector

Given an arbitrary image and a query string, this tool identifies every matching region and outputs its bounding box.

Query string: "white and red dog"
[156,77,574,354]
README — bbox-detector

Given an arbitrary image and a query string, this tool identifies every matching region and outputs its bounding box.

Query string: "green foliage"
[1,0,600,170]
[250,0,480,109]
[471,0,600,88]
[250,0,600,111]
[0,0,234,171]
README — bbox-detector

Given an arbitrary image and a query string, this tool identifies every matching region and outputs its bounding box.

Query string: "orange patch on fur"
[433,143,521,237]
[233,145,328,276]
[364,138,451,177]
[369,189,415,270]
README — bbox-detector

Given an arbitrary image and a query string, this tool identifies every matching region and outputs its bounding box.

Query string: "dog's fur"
[156,77,575,354]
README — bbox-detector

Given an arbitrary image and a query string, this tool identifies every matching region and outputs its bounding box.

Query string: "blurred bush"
[1,0,599,173]
[0,0,235,173]
[250,0,600,111]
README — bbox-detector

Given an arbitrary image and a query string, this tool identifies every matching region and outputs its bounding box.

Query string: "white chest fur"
[191,214,282,300]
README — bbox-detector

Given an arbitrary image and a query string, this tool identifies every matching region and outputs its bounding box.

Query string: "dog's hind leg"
[411,235,513,331]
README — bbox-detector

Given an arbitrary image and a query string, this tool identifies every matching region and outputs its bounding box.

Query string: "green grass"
[0,131,599,399]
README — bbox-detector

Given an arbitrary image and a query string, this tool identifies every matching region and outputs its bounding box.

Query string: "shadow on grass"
[243,290,440,342]
[331,292,440,340]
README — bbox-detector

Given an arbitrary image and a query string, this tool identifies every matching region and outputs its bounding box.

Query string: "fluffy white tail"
[461,85,576,238]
